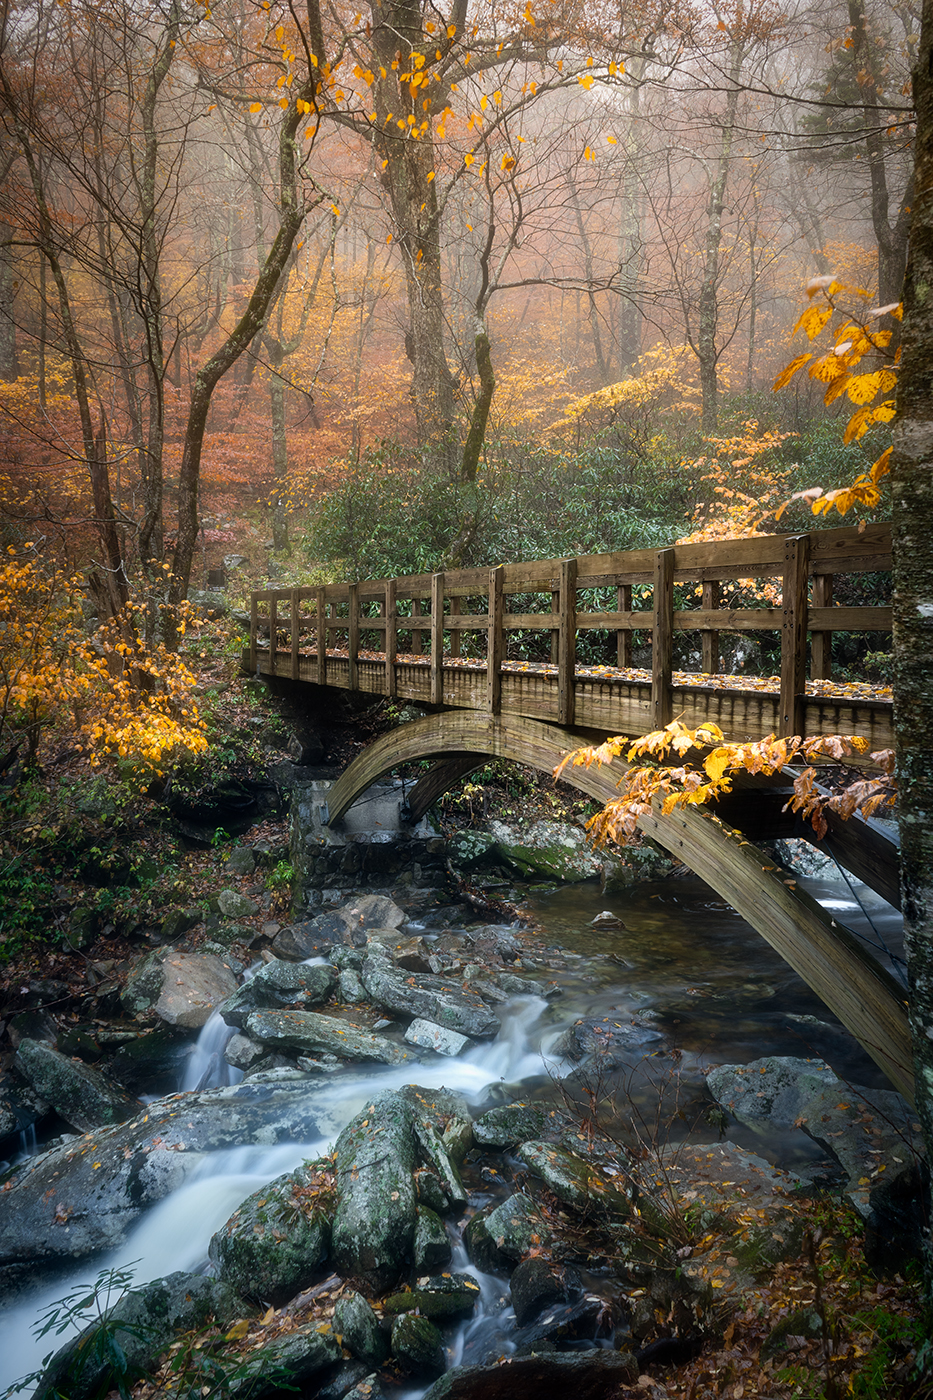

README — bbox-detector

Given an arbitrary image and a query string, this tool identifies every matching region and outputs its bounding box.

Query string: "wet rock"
[15,1039,139,1133]
[224,1033,268,1071]
[217,889,259,919]
[208,1160,332,1304]
[384,1273,481,1321]
[556,1016,664,1068]
[317,1361,375,1400]
[333,1290,389,1368]
[121,948,170,1016]
[33,1271,247,1400]
[489,820,601,883]
[415,1169,451,1214]
[512,1294,610,1352]
[509,1258,576,1327]
[245,1010,414,1065]
[250,960,338,1008]
[390,1313,446,1379]
[273,921,338,961]
[473,1103,549,1149]
[412,1116,467,1208]
[340,1372,382,1400]
[464,1194,548,1273]
[158,907,203,943]
[706,1057,927,1247]
[496,973,559,998]
[414,1207,452,1271]
[0,1076,339,1271]
[361,954,500,1040]
[153,951,239,1029]
[404,1019,473,1056]
[599,846,675,892]
[447,831,497,870]
[339,969,366,1003]
[518,1141,634,1219]
[421,1351,639,1400]
[331,1090,419,1293]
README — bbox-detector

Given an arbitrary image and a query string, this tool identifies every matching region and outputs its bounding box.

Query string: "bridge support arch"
[327,712,913,1103]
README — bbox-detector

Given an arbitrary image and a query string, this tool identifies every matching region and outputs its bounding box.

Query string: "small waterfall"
[181,1008,242,1092]
[447,1242,514,1370]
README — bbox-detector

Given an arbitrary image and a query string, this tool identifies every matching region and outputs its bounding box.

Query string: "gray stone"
[421,1352,639,1400]
[245,1009,414,1065]
[225,847,257,877]
[414,1207,451,1272]
[473,1103,550,1149]
[273,921,338,961]
[332,1090,419,1292]
[339,969,367,1002]
[158,907,202,943]
[120,948,170,1016]
[287,729,325,765]
[338,894,407,933]
[463,1194,548,1273]
[404,1019,473,1056]
[15,1039,139,1133]
[390,1313,445,1379]
[447,831,497,870]
[333,1290,389,1368]
[361,953,499,1039]
[509,1257,573,1327]
[250,959,337,1008]
[153,950,239,1029]
[217,889,259,918]
[555,1016,665,1068]
[412,1116,466,1208]
[518,1141,633,1218]
[223,1033,267,1071]
[227,1323,341,1398]
[208,1160,332,1304]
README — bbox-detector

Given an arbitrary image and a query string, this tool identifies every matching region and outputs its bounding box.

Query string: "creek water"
[0,864,903,1394]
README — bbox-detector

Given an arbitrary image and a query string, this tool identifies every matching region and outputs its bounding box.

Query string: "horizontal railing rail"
[248,522,892,739]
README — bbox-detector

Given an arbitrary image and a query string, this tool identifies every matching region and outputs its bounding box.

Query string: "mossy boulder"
[473,1103,549,1149]
[333,1290,389,1368]
[463,1194,549,1273]
[414,1207,451,1271]
[384,1273,481,1321]
[488,821,601,882]
[331,1091,419,1293]
[15,1038,139,1133]
[390,1314,446,1379]
[209,1159,333,1304]
[518,1141,633,1218]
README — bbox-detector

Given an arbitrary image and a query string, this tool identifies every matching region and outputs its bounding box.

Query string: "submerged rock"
[15,1038,139,1133]
[209,1160,332,1304]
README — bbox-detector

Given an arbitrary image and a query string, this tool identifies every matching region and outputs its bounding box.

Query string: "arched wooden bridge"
[246,522,911,1102]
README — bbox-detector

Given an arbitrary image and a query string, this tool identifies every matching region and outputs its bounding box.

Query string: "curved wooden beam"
[327,712,913,1102]
[403,755,486,823]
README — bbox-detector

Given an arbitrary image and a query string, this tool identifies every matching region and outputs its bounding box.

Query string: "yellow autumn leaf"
[772,352,813,391]
[793,304,832,340]
[249,101,262,113]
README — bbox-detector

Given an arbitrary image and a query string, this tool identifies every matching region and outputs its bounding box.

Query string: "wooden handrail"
[248,522,893,738]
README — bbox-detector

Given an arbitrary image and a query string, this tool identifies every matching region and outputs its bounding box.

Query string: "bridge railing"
[248,522,892,737]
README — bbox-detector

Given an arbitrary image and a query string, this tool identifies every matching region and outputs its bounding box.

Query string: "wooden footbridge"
[247,522,912,1102]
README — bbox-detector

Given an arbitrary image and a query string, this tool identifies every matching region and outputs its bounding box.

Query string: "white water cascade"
[0,996,559,1394]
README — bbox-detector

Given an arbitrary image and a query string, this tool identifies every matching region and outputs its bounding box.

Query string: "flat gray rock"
[361,954,499,1039]
[15,1039,139,1133]
[246,1009,414,1065]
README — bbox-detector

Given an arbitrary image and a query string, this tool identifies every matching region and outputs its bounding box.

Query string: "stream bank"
[0,709,928,1399]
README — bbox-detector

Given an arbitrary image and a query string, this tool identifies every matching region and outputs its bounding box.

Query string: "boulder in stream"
[15,1038,139,1133]
[384,1272,481,1321]
[518,1141,634,1218]
[331,1090,419,1293]
[473,1102,551,1149]
[245,1009,414,1065]
[209,1159,333,1304]
[333,1290,389,1368]
[361,953,500,1039]
[463,1194,549,1273]
[390,1313,446,1379]
[121,948,238,1029]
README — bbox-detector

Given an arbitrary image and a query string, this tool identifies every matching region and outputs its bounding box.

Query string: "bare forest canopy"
[0,0,915,597]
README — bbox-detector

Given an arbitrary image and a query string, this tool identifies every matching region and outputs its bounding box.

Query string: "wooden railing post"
[385,579,397,697]
[550,588,560,664]
[558,558,577,726]
[316,587,327,685]
[487,565,505,713]
[701,579,720,676]
[348,583,360,691]
[651,548,674,729]
[269,594,278,676]
[811,572,833,680]
[249,594,258,673]
[449,594,461,658]
[431,572,445,705]
[617,583,632,669]
[289,589,299,680]
[781,534,811,737]
[411,596,422,655]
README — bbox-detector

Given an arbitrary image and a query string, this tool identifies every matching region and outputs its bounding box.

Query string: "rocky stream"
[0,760,925,1400]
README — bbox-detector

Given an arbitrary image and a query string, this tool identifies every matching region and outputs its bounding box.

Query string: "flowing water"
[0,863,903,1393]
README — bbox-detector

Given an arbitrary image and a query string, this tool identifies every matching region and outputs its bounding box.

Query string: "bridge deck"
[248,521,893,748]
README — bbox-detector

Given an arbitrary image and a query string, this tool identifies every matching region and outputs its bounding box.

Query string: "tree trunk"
[0,216,16,381]
[892,0,933,1273]
[696,61,741,433]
